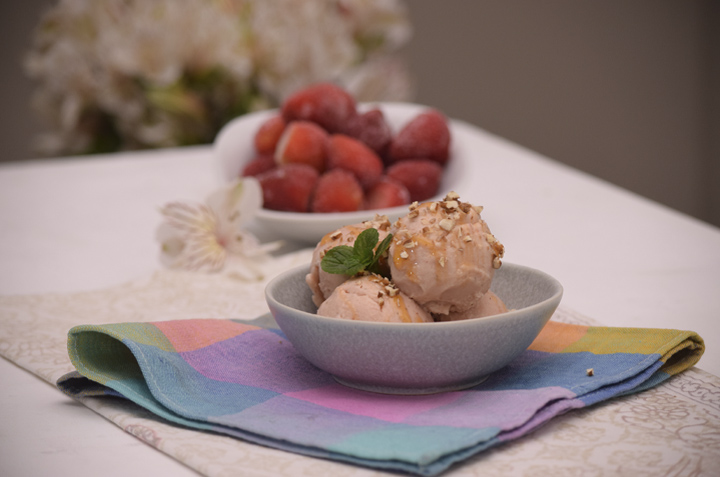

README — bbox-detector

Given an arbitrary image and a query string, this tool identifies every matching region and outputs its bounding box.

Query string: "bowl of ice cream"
[265,262,563,395]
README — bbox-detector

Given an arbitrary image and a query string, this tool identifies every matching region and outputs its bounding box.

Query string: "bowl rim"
[265,262,564,329]
[253,201,437,222]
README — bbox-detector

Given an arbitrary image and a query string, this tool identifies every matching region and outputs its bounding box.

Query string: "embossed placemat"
[1,251,719,476]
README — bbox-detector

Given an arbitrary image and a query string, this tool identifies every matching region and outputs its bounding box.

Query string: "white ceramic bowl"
[265,263,563,395]
[214,102,464,243]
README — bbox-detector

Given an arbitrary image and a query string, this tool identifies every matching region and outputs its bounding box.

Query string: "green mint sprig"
[321,228,393,277]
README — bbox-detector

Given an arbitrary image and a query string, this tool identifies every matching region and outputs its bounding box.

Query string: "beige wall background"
[2,1,719,227]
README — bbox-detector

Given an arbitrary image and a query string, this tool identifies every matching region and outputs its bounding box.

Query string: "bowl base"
[332,375,490,395]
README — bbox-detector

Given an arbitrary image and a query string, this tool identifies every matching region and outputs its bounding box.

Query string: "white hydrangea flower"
[156,178,281,280]
[25,0,413,156]
[342,55,415,102]
[338,0,412,52]
[249,0,358,101]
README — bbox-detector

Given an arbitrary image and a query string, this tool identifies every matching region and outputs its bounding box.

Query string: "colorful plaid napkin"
[58,316,704,476]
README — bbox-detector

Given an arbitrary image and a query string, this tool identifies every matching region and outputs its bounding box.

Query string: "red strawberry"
[365,177,411,210]
[274,121,328,172]
[312,169,364,213]
[256,164,319,212]
[241,154,276,177]
[388,109,451,165]
[281,82,357,133]
[326,134,383,189]
[253,114,286,154]
[343,108,392,156]
[386,159,443,202]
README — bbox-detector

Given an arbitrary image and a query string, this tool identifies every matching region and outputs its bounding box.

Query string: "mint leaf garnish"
[367,232,393,275]
[374,232,393,260]
[321,228,393,277]
[320,245,364,275]
[353,227,378,264]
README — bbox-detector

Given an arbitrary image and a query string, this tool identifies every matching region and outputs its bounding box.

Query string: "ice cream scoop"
[317,274,434,323]
[434,291,508,321]
[389,192,504,315]
[305,215,392,307]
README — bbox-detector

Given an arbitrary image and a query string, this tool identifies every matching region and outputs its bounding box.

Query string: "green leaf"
[353,228,379,264]
[320,228,394,278]
[374,232,393,261]
[321,246,364,276]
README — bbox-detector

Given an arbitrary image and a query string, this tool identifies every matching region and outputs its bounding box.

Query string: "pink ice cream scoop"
[389,192,505,315]
[434,291,508,322]
[305,215,392,307]
[317,274,434,323]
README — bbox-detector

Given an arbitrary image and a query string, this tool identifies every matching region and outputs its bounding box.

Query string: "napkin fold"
[58,316,704,476]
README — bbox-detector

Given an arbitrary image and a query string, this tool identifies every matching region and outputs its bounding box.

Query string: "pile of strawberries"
[241,83,452,213]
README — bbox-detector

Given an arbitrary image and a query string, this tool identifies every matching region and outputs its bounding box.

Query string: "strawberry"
[386,159,443,202]
[256,164,319,212]
[326,134,384,189]
[343,108,392,157]
[241,154,276,177]
[274,120,328,172]
[281,82,357,133]
[312,169,364,213]
[253,114,286,154]
[365,177,411,210]
[388,109,451,165]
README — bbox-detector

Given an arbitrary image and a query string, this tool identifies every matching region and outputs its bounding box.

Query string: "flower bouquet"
[25,0,413,156]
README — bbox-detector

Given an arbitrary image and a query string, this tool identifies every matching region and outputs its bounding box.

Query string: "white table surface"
[1,126,719,476]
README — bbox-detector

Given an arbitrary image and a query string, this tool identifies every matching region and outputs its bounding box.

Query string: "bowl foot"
[332,375,489,395]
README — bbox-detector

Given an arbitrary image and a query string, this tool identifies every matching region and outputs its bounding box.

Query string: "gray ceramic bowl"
[265,263,563,394]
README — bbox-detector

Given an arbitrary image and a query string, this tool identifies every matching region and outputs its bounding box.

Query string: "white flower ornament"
[157,178,281,280]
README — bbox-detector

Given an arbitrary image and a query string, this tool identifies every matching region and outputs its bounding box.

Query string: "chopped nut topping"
[329,230,342,240]
[586,368,594,377]
[485,233,497,244]
[403,240,416,248]
[385,285,399,297]
[439,218,455,231]
[493,256,502,269]
[375,288,387,306]
[408,210,419,219]
[445,200,459,210]
[429,202,438,212]
[400,250,409,259]
[463,235,473,242]
[439,256,446,268]
[473,205,484,215]
[445,191,460,200]
[409,201,419,211]
[370,214,391,231]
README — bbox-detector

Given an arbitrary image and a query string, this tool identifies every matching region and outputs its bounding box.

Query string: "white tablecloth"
[1,126,719,476]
